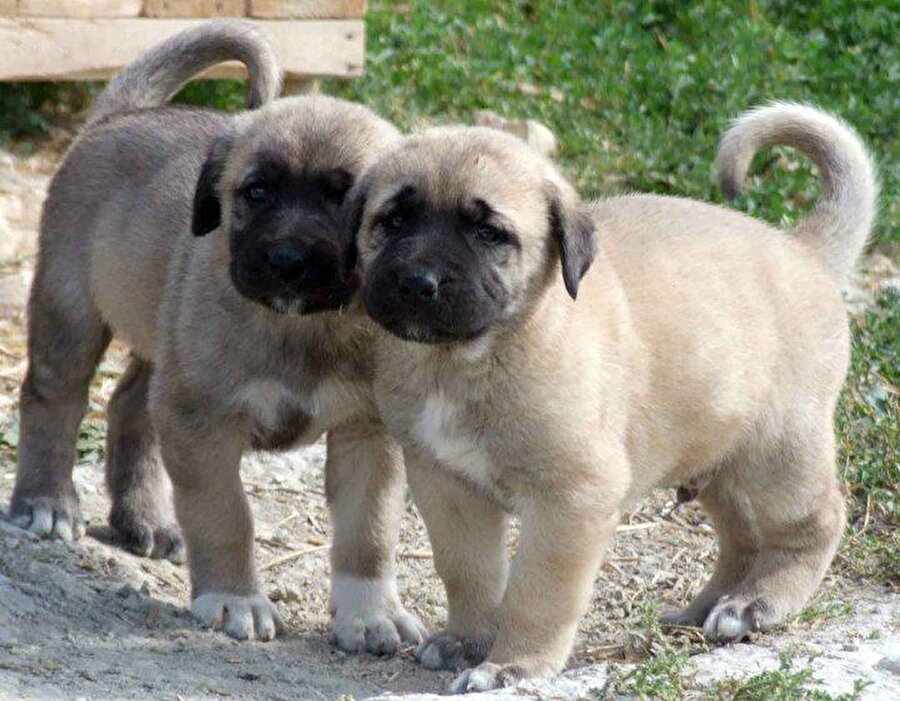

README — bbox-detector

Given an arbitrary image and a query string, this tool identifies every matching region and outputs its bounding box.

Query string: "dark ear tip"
[562,271,580,300]
[550,186,595,302]
[191,198,221,236]
[191,134,232,237]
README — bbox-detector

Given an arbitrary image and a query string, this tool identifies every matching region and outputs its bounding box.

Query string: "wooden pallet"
[0,1,367,82]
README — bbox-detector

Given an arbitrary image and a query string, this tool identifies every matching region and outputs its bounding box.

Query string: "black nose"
[397,268,439,300]
[266,246,307,279]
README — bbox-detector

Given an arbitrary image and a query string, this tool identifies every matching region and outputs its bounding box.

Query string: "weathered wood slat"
[0,0,142,16]
[0,0,369,18]
[0,18,364,81]
[143,1,245,18]
[249,0,366,19]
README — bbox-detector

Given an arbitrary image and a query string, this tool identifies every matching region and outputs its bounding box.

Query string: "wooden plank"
[283,77,320,94]
[143,0,245,17]
[249,1,366,18]
[12,1,142,17]
[0,18,364,81]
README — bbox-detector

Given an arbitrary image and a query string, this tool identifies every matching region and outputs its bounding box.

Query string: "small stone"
[139,581,151,597]
[875,655,900,675]
[842,642,858,652]
[116,584,138,599]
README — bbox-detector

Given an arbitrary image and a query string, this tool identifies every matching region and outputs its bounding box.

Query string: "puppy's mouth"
[266,286,354,315]
[373,316,478,344]
[230,264,356,315]
[363,293,492,345]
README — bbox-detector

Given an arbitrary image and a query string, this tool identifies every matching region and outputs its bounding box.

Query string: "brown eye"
[382,212,404,233]
[245,183,269,205]
[476,223,508,245]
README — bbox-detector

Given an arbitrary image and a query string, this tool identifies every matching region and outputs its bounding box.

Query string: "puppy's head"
[343,126,595,344]
[192,95,399,315]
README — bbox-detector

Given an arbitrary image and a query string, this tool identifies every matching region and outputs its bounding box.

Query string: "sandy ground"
[0,137,898,700]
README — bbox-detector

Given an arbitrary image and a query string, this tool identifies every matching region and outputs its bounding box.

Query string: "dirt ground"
[0,137,897,701]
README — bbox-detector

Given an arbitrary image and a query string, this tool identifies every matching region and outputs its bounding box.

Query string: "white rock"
[876,655,900,676]
[0,573,38,617]
[473,110,558,157]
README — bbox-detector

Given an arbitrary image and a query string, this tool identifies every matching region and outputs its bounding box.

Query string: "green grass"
[0,82,96,144]
[327,0,899,248]
[619,645,692,701]
[794,593,853,626]
[600,614,869,700]
[604,604,697,700]
[838,290,899,520]
[795,596,853,626]
[598,609,873,700]
[710,651,869,700]
[836,289,899,582]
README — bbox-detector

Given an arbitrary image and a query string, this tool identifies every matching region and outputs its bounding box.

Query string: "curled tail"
[89,20,282,125]
[716,102,878,286]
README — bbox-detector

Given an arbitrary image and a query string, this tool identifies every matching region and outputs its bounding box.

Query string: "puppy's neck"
[266,304,370,347]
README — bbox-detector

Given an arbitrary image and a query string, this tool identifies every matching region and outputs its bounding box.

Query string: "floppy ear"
[546,181,596,299]
[191,135,233,236]
[338,170,372,282]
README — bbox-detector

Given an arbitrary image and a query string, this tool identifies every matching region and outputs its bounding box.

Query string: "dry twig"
[261,544,328,572]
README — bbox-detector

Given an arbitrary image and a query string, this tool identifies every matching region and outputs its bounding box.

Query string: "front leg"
[326,421,427,655]
[405,449,510,671]
[452,472,624,693]
[156,393,281,641]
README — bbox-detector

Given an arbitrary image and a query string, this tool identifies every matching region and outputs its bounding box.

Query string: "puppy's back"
[591,192,846,365]
[41,108,230,356]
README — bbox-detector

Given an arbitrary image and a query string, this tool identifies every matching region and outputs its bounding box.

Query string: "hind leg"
[9,274,110,540]
[681,419,845,642]
[106,356,184,562]
[660,513,752,628]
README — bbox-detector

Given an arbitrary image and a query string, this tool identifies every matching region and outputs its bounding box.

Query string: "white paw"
[11,502,84,541]
[450,662,528,693]
[192,592,283,641]
[703,595,775,642]
[414,630,493,670]
[330,574,428,655]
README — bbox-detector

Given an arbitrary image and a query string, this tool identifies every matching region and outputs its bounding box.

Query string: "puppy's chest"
[407,391,512,504]
[238,375,368,451]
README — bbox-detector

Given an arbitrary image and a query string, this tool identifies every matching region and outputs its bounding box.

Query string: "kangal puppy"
[342,103,877,690]
[9,22,425,652]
